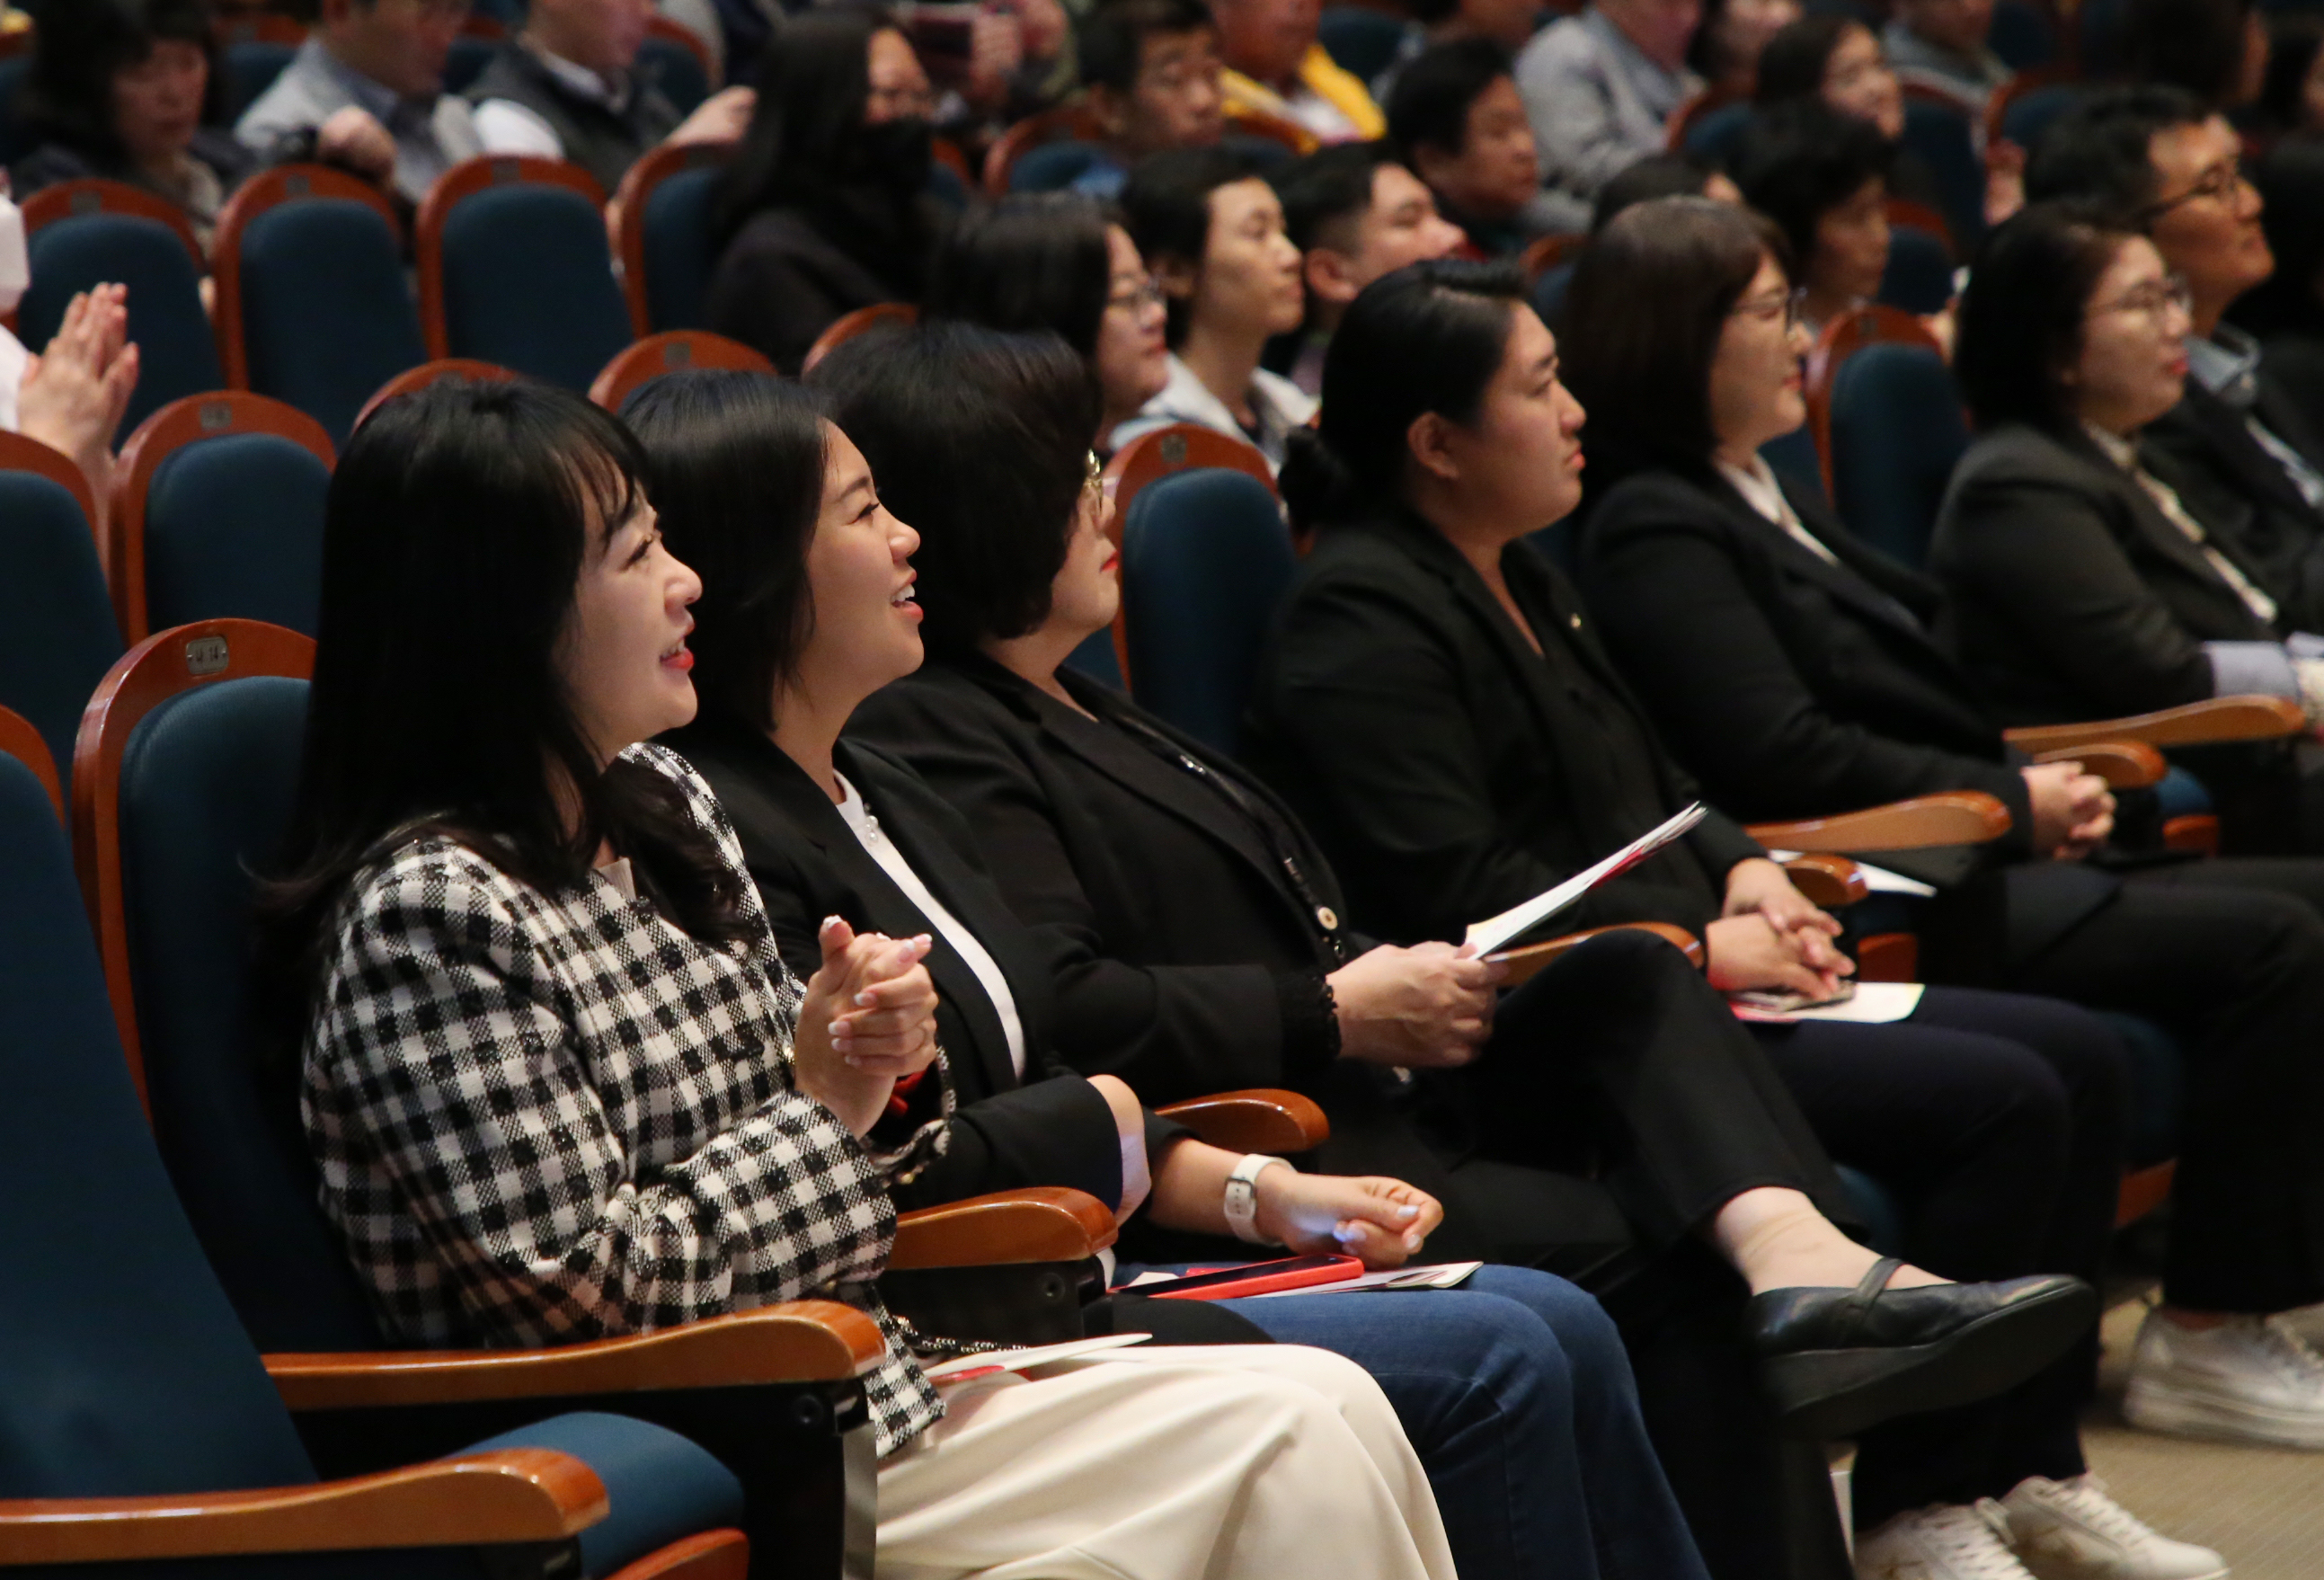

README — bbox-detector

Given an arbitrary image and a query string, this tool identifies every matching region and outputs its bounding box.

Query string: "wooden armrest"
[1155,1089,1329,1153]
[887,1186,1117,1271]
[1489,921,1702,988]
[266,1301,883,1412]
[1745,792,2011,852]
[0,1449,603,1565]
[1780,852,1868,908]
[2003,695,2306,753]
[2029,741,2167,789]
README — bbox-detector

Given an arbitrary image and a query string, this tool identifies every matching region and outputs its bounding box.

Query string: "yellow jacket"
[1221,44,1387,142]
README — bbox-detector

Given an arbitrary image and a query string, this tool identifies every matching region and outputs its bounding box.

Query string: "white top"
[1717,454,1840,566]
[1108,353,1317,472]
[833,772,1026,1078]
[0,326,27,433]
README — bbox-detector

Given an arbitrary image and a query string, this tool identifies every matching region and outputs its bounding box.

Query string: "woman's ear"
[1406,411,1460,483]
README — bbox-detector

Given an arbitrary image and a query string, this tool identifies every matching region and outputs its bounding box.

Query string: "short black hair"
[2024,84,2209,217]
[808,323,1104,656]
[1954,200,2134,433]
[1592,151,1718,232]
[1732,102,1893,270]
[1121,144,1266,345]
[1562,196,1788,474]
[2233,133,2324,339]
[1081,0,1217,93]
[1385,38,1513,161]
[2124,0,2256,111]
[1754,15,1858,106]
[623,372,833,735]
[1272,141,1396,253]
[22,0,221,156]
[2260,17,2324,136]
[927,193,1117,359]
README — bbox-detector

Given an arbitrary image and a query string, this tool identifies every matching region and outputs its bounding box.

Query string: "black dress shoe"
[1744,1256,2097,1441]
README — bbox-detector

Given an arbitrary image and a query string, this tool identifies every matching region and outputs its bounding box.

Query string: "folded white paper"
[1783,981,1925,1023]
[923,1333,1154,1380]
[1765,850,1938,898]
[1467,803,1708,956]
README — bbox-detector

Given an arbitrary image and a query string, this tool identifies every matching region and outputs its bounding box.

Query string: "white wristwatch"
[1223,1153,1289,1245]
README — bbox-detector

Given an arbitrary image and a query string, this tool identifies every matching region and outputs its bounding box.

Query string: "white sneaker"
[1993,1475,2226,1580]
[2122,1308,2324,1448]
[1856,1504,2035,1579]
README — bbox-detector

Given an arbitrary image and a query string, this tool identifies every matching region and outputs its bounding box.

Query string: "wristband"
[1223,1153,1289,1245]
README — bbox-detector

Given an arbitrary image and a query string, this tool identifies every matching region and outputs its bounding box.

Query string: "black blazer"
[662,717,1129,1213]
[2141,371,2324,635]
[1244,508,1766,950]
[1577,464,2036,845]
[706,205,918,374]
[1929,422,2281,726]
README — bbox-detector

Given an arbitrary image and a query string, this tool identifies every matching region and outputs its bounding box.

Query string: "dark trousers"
[1986,859,2324,1314]
[1754,988,2127,1523]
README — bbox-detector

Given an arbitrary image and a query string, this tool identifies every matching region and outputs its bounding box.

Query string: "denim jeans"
[1122,1263,1710,1580]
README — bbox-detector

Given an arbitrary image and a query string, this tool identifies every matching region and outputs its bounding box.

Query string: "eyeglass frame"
[2134,158,2249,226]
[2088,271,2195,325]
[1731,285,1812,332]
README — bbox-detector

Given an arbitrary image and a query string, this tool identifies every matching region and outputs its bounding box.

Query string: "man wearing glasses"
[2032,85,2324,634]
[237,0,484,207]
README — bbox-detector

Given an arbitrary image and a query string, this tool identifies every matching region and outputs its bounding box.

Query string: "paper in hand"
[1464,803,1709,956]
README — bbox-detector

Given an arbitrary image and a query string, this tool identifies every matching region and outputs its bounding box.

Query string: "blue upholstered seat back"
[221,39,297,121]
[1877,223,1955,315]
[643,164,723,331]
[1828,343,1969,568]
[0,750,320,1501]
[22,215,226,439]
[119,678,384,1352]
[240,197,428,447]
[1318,6,1411,80]
[1899,101,1985,253]
[439,183,634,390]
[1011,140,1107,193]
[0,473,123,793]
[146,434,333,635]
[638,33,712,115]
[1121,469,1297,757]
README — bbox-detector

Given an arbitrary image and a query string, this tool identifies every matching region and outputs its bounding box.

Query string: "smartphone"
[1731,981,1858,1013]
[1133,1255,1367,1300]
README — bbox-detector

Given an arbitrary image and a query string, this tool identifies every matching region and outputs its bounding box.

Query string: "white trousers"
[874,1344,1459,1580]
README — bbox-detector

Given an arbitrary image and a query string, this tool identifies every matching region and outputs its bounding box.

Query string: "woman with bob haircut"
[625,350,1708,1580]
[266,376,1463,1580]
[923,191,1172,442]
[1563,190,2324,1505]
[824,300,2096,1580]
[706,6,945,373]
[1728,102,1896,337]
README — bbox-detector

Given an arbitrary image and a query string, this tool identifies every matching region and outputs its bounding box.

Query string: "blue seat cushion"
[1829,343,1968,568]
[643,164,723,331]
[0,473,122,789]
[637,35,711,116]
[440,184,634,389]
[241,196,428,448]
[23,216,226,439]
[145,434,333,635]
[466,1414,744,1579]
[1878,223,1955,315]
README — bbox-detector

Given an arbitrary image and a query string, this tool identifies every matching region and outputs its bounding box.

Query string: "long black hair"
[713,6,936,290]
[264,381,752,1037]
[624,372,836,734]
[925,193,1117,359]
[1276,258,1530,537]
[1955,201,2135,433]
[22,0,224,158]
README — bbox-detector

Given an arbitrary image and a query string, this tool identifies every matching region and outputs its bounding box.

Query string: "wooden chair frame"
[106,394,337,645]
[212,164,405,391]
[1520,232,1584,283]
[2002,695,2308,754]
[211,12,306,47]
[1097,424,1280,688]
[644,13,718,84]
[1223,106,1319,155]
[415,156,611,361]
[981,104,1109,195]
[609,139,736,338]
[1883,196,1957,258]
[1983,66,2071,151]
[932,137,974,190]
[589,331,773,411]
[353,359,520,431]
[1663,85,1741,152]
[0,703,63,822]
[0,429,102,550]
[1802,304,1947,499]
[800,302,917,374]
[1744,790,2014,853]
[22,178,205,268]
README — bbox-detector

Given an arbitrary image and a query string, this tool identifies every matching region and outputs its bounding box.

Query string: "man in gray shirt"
[1514,0,1701,230]
[1881,0,2009,114]
[237,0,483,207]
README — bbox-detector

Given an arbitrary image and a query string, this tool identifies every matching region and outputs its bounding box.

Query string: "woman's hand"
[669,85,757,147]
[1705,912,1855,999]
[2021,760,2115,860]
[1086,1073,1153,1222]
[315,105,397,182]
[793,916,938,1136]
[1326,942,1503,1069]
[1253,1169,1443,1270]
[1722,857,1841,938]
[17,285,136,508]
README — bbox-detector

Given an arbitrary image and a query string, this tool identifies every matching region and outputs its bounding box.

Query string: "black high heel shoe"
[1745,1256,2097,1441]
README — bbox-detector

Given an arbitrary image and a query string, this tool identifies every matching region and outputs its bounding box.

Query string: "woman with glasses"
[707,6,944,372]
[924,192,1173,447]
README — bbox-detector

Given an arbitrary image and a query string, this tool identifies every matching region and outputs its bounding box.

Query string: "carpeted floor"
[2078,1296,2324,1579]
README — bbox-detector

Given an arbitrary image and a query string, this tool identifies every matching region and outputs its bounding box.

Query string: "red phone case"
[1141,1255,1366,1300]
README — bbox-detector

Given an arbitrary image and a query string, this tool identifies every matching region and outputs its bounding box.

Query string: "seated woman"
[1933,201,2324,846]
[707,7,944,373]
[1730,102,1899,338]
[822,318,2096,1580]
[267,376,1462,1580]
[630,357,1710,1580]
[1234,257,2181,1576]
[1689,0,1803,101]
[1110,146,1314,467]
[1566,193,2324,1463]
[924,192,1172,448]
[13,0,258,252]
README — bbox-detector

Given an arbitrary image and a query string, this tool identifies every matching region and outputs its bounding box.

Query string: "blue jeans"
[1124,1264,1709,1580]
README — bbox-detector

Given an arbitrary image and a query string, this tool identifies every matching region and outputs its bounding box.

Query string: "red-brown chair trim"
[415,156,610,360]
[21,179,205,266]
[608,138,735,337]
[1803,303,1947,497]
[1097,423,1278,686]
[0,705,64,822]
[885,1185,1118,1270]
[602,1529,750,1580]
[982,104,1109,195]
[1520,232,1584,282]
[589,331,774,410]
[352,359,521,432]
[643,13,718,84]
[0,430,102,556]
[72,618,316,1106]
[1223,106,1319,155]
[1154,1089,1330,1154]
[212,164,404,390]
[800,302,917,373]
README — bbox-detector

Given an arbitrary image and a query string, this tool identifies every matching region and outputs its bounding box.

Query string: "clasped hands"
[794,915,941,1136]
[1708,857,1856,1000]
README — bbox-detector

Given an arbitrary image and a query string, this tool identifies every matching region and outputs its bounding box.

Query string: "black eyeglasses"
[2136,160,2248,223]
[1732,286,1811,330]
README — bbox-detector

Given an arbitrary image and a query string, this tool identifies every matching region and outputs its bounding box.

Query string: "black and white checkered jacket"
[302,743,944,1455]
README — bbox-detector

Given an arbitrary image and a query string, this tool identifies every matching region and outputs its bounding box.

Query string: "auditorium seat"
[108,394,337,643]
[590,331,775,410]
[1825,342,1967,568]
[417,155,634,391]
[0,704,61,821]
[214,164,427,448]
[355,357,522,431]
[1898,98,1985,252]
[0,739,758,1580]
[984,106,1110,195]
[0,434,123,804]
[640,14,716,115]
[802,302,918,372]
[612,140,736,334]
[1317,6,1411,82]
